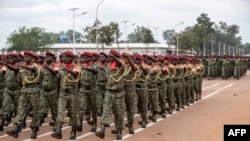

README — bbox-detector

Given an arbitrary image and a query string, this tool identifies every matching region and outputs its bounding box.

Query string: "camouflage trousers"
[77,86,97,121]
[0,88,20,120]
[148,86,159,113]
[157,82,166,112]
[96,84,106,115]
[180,79,186,107]
[15,87,40,128]
[124,84,136,123]
[0,90,4,110]
[166,81,174,113]
[184,79,191,105]
[101,90,125,129]
[57,88,78,126]
[135,83,149,122]
[39,88,58,121]
[173,81,181,107]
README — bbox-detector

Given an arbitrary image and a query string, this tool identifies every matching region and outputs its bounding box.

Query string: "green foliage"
[127,26,155,44]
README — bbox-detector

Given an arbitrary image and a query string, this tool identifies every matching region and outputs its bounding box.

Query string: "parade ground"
[0,71,249,141]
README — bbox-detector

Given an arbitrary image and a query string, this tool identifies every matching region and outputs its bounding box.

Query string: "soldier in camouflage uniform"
[172,56,181,111]
[0,55,6,111]
[77,52,98,132]
[39,51,59,131]
[96,49,125,140]
[7,51,41,139]
[51,51,81,140]
[0,53,19,131]
[96,52,108,117]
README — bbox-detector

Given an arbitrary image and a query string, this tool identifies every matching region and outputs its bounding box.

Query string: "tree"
[162,29,175,45]
[6,26,57,51]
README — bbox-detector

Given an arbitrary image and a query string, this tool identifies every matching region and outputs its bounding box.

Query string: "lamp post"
[95,0,104,53]
[68,8,87,53]
[218,42,221,56]
[122,20,135,51]
[173,21,184,55]
[223,44,226,55]
[154,27,159,54]
[211,40,214,56]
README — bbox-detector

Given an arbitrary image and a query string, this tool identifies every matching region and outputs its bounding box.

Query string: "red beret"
[17,52,24,58]
[121,52,131,58]
[146,55,155,61]
[38,55,45,58]
[110,49,121,58]
[63,51,75,58]
[164,55,171,61]
[46,51,55,57]
[81,52,93,57]
[8,53,18,58]
[92,52,100,57]
[100,52,108,58]
[23,51,38,58]
[171,56,179,61]
[157,55,164,62]
[135,53,143,60]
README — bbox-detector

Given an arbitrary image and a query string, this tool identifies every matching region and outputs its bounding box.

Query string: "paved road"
[0,71,249,141]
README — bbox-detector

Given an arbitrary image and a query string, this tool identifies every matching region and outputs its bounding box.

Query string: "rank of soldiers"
[0,50,248,140]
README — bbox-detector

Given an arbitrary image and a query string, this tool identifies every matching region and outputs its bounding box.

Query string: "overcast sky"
[0,0,249,49]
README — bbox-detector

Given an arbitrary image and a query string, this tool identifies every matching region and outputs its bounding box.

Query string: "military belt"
[108,88,124,93]
[136,84,146,88]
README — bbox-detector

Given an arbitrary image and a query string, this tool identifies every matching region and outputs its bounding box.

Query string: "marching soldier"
[51,51,81,140]
[7,51,41,139]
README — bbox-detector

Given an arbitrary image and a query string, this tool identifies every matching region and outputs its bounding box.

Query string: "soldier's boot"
[191,96,194,103]
[39,117,44,126]
[77,118,83,132]
[90,117,97,132]
[44,113,48,118]
[30,127,39,139]
[128,122,134,134]
[198,93,202,100]
[69,125,77,140]
[7,112,12,124]
[141,113,148,128]
[195,95,199,101]
[162,109,166,118]
[85,112,91,121]
[0,118,4,131]
[148,114,153,120]
[152,111,157,122]
[49,121,55,126]
[51,121,62,139]
[6,124,21,138]
[22,116,27,128]
[111,125,118,134]
[176,104,180,111]
[95,123,105,139]
[52,121,57,132]
[116,127,122,140]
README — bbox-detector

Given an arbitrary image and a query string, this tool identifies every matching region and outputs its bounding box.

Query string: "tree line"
[4,13,250,55]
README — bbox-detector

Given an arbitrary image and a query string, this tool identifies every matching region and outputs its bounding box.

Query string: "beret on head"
[17,52,24,58]
[121,52,131,58]
[164,55,171,61]
[81,51,93,57]
[92,52,100,57]
[171,56,179,61]
[110,49,121,58]
[157,55,164,62]
[46,51,55,57]
[8,53,18,58]
[23,50,38,58]
[100,52,108,58]
[63,51,75,58]
[38,55,45,59]
[135,53,143,60]
[146,55,155,61]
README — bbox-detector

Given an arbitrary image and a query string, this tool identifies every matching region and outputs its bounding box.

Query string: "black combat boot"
[128,122,134,134]
[77,118,83,132]
[116,127,122,140]
[95,123,105,139]
[0,118,4,131]
[49,121,55,126]
[6,124,21,138]
[90,117,97,132]
[162,109,166,118]
[51,121,62,139]
[69,125,77,140]
[30,127,39,139]
[22,116,27,128]
[52,121,57,132]
[176,103,181,111]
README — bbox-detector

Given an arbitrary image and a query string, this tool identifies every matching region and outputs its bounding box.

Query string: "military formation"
[0,49,248,140]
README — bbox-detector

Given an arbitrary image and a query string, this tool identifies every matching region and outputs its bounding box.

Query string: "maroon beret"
[92,52,100,57]
[110,49,121,58]
[23,51,38,58]
[17,52,24,58]
[135,53,143,60]
[46,51,55,57]
[38,55,45,59]
[171,56,179,61]
[8,53,18,58]
[63,51,75,58]
[121,52,131,58]
[157,55,164,62]
[146,55,155,61]
[164,55,171,61]
[81,52,93,57]
[100,52,108,58]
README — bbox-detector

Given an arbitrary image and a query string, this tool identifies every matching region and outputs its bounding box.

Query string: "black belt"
[108,88,124,93]
[136,84,146,88]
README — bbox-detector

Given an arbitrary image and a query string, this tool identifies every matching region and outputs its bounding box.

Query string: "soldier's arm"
[5,64,19,72]
[20,65,36,73]
[127,56,137,72]
[44,66,57,75]
[81,66,97,73]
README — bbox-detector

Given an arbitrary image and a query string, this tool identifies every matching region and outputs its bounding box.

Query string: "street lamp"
[122,20,135,51]
[211,40,214,56]
[173,21,184,55]
[69,8,87,53]
[95,0,104,53]
[154,27,159,55]
[218,42,221,56]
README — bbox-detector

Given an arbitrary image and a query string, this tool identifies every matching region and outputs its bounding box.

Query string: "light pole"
[154,27,159,54]
[68,8,87,53]
[95,0,104,53]
[173,21,184,55]
[218,42,221,56]
[223,44,226,55]
[211,40,214,56]
[122,20,135,51]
